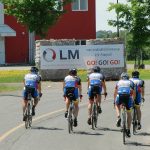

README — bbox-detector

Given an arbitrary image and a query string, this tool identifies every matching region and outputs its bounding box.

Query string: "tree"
[0,0,72,37]
[108,0,150,68]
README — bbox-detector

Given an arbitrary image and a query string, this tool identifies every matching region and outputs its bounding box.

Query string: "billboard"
[40,44,125,69]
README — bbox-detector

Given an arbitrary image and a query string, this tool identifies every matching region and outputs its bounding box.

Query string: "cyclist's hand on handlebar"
[104,92,107,96]
[39,93,43,97]
[141,97,145,103]
[80,95,83,101]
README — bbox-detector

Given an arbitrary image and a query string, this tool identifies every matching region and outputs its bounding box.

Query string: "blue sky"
[96,0,127,32]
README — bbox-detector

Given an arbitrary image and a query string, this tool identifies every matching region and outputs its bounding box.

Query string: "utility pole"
[117,0,119,37]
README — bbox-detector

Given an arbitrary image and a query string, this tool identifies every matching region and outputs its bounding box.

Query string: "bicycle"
[120,94,130,145]
[24,86,34,129]
[90,87,105,130]
[66,87,76,134]
[132,102,137,135]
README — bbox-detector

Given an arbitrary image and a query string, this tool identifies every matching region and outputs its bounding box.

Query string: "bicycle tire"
[91,104,95,130]
[132,107,137,134]
[68,106,73,133]
[122,108,126,144]
[28,103,32,127]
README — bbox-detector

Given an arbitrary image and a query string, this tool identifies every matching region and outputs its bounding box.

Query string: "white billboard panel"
[40,44,124,69]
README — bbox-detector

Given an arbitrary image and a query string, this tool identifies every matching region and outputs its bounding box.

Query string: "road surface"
[0,81,150,150]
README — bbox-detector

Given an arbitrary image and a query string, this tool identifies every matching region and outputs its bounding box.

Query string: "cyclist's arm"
[102,80,107,94]
[141,80,145,99]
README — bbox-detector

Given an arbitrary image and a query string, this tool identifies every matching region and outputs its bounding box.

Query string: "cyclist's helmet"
[121,72,129,80]
[132,71,139,78]
[30,66,39,74]
[69,68,77,76]
[93,66,100,73]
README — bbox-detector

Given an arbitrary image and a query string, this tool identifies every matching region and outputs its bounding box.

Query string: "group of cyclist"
[22,66,145,138]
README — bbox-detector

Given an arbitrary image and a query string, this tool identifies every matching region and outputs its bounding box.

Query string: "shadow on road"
[31,126,64,131]
[96,126,121,132]
[0,94,21,97]
[135,131,150,136]
[74,131,103,136]
[126,141,150,147]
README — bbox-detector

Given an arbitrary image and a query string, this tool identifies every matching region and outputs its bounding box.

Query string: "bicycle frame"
[132,104,137,134]
[91,93,99,130]
[121,103,126,145]
[24,87,34,129]
[68,98,74,133]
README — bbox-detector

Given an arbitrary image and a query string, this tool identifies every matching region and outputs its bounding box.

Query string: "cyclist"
[114,72,135,137]
[87,66,107,125]
[130,71,145,130]
[63,68,82,127]
[22,66,42,121]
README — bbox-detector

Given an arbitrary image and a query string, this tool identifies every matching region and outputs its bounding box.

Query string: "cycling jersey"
[115,79,134,110]
[64,75,78,99]
[23,73,40,100]
[88,72,105,99]
[130,77,144,105]
[24,73,40,89]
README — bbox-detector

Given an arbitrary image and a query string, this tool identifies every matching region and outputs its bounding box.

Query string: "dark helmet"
[69,68,77,76]
[121,72,129,80]
[132,71,139,78]
[93,66,100,73]
[30,66,39,74]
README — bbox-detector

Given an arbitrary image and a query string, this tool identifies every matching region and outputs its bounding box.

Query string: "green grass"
[127,60,150,65]
[0,84,22,93]
[0,70,28,83]
[0,68,149,92]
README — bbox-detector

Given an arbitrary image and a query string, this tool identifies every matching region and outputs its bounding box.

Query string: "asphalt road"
[0,81,150,150]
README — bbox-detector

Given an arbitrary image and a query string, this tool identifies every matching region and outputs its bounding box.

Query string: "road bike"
[90,86,105,130]
[119,94,130,145]
[24,86,34,129]
[132,102,137,135]
[66,87,75,134]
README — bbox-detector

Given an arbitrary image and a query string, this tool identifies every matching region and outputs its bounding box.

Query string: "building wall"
[5,0,96,64]
[5,16,29,64]
[45,0,96,39]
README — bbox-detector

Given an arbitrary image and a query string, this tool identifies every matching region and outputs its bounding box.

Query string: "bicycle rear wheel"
[132,107,137,134]
[91,103,97,130]
[68,108,73,133]
[122,110,126,144]
[25,103,32,129]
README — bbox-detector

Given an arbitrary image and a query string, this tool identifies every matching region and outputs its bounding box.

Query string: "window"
[75,40,86,45]
[72,0,88,11]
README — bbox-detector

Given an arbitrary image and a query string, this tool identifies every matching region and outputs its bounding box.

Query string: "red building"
[1,0,96,64]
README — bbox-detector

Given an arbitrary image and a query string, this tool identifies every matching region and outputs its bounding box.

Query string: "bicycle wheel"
[28,103,32,127]
[91,103,97,130]
[122,109,126,144]
[68,107,73,133]
[132,107,137,134]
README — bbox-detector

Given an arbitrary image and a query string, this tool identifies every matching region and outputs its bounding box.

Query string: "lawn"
[0,68,149,92]
[127,60,150,65]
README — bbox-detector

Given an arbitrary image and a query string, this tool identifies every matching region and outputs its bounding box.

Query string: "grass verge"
[0,69,149,92]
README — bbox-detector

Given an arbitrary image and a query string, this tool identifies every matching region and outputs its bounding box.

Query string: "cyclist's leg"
[73,99,79,127]
[115,95,121,127]
[87,87,94,124]
[126,97,133,137]
[22,90,28,121]
[135,95,142,129]
[32,89,39,116]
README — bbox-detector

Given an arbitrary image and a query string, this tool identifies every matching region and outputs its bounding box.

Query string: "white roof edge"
[0,24,16,36]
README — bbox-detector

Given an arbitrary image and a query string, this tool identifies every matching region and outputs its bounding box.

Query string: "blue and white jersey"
[89,72,104,86]
[64,75,77,88]
[116,79,134,95]
[24,73,40,89]
[130,77,144,94]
